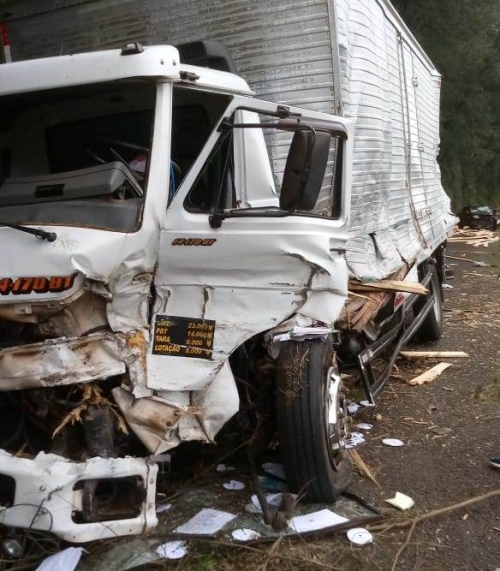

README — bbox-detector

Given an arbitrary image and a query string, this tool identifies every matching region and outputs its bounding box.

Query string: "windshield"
[0,80,156,232]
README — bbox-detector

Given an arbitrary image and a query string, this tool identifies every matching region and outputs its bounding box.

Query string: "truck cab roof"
[0,45,254,97]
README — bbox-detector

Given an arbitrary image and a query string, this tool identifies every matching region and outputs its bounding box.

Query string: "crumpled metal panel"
[113,362,239,454]
[0,450,158,542]
[334,0,455,280]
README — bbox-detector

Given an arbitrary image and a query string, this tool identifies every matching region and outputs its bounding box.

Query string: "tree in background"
[391,0,500,210]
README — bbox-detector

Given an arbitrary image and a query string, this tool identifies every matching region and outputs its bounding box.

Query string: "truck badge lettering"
[0,273,77,296]
[171,238,217,246]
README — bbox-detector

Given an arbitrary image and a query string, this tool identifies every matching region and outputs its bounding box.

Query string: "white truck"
[0,0,454,543]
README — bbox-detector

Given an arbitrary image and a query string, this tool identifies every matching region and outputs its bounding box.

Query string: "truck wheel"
[415,266,443,342]
[276,339,352,502]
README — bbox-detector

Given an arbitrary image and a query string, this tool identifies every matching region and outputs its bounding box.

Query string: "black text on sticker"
[0,274,77,296]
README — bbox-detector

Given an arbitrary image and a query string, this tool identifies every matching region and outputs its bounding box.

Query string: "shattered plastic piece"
[231,529,262,541]
[35,547,85,571]
[345,432,365,449]
[347,527,374,546]
[360,400,375,408]
[223,480,245,491]
[250,493,284,512]
[156,503,172,514]
[386,492,415,511]
[248,492,299,515]
[356,423,373,430]
[262,462,285,479]
[174,508,236,536]
[274,326,333,342]
[156,541,188,560]
[216,463,235,472]
[290,509,348,533]
[347,403,360,414]
[382,438,404,447]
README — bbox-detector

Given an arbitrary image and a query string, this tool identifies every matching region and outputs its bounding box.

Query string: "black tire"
[276,339,352,502]
[415,265,443,342]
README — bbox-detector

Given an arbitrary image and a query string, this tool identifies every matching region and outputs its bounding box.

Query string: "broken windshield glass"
[0,80,155,232]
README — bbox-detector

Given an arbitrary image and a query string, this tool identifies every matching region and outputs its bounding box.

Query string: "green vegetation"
[391,0,500,210]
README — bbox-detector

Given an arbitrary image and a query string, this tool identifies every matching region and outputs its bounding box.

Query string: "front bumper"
[0,451,157,542]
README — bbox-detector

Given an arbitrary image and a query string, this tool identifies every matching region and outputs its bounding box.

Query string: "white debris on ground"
[345,432,366,449]
[386,492,415,510]
[156,541,188,560]
[382,438,405,447]
[173,508,236,536]
[232,529,262,541]
[35,547,85,571]
[223,480,246,491]
[347,527,374,546]
[290,509,348,533]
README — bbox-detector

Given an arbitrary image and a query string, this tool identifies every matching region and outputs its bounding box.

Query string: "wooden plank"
[408,363,452,386]
[400,351,469,359]
[351,280,428,295]
[445,254,478,264]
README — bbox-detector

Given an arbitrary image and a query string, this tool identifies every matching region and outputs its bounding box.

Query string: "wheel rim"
[325,367,349,469]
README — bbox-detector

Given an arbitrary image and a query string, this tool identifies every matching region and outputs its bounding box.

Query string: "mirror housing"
[280,129,331,212]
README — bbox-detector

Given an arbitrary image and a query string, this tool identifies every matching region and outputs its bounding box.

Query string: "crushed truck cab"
[0,45,354,540]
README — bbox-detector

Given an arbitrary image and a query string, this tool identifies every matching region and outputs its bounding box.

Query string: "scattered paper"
[386,492,415,511]
[262,462,285,479]
[174,508,236,536]
[442,283,454,289]
[347,527,374,546]
[347,403,360,414]
[232,529,262,541]
[36,547,85,571]
[382,438,404,447]
[345,432,365,449]
[156,541,188,560]
[223,480,245,491]
[290,509,348,533]
[356,423,373,431]
[473,261,490,267]
[156,502,172,514]
[360,400,375,408]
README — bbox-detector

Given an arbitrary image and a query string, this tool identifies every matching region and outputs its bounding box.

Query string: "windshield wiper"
[1,223,57,242]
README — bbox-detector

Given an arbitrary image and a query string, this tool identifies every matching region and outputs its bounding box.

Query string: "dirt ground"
[343,239,500,570]
[164,239,500,571]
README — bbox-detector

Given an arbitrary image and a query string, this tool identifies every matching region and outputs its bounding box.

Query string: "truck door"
[148,94,351,393]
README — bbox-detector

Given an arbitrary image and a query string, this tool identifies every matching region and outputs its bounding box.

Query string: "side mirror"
[280,129,331,212]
